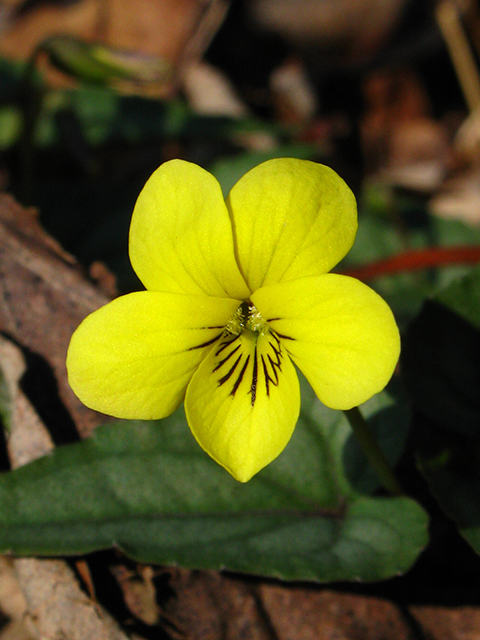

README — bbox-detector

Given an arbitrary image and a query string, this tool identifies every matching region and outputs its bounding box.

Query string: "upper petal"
[252,275,400,410]
[226,158,357,292]
[129,159,250,299]
[185,329,300,482]
[67,291,240,419]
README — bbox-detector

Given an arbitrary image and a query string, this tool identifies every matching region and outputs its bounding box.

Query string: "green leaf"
[416,425,480,553]
[39,35,172,89]
[342,379,410,495]
[402,266,480,553]
[0,106,22,149]
[435,263,480,328]
[402,267,480,434]
[0,376,427,581]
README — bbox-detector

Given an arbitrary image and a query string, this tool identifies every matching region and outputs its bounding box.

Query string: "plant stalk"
[344,406,403,496]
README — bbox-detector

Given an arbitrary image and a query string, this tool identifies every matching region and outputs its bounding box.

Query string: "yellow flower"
[67,158,400,482]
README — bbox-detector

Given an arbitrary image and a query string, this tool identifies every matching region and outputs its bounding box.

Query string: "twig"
[340,245,480,281]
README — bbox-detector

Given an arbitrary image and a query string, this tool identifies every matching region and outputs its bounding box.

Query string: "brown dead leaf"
[14,557,131,640]
[0,336,55,467]
[0,334,131,640]
[258,584,414,640]
[163,569,277,640]
[110,565,161,627]
[410,604,480,640]
[0,0,200,62]
[0,193,109,438]
[0,556,32,640]
[0,194,133,640]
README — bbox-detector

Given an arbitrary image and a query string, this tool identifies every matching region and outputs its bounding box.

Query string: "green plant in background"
[36,35,173,90]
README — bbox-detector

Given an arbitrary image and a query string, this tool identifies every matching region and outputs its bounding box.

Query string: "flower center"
[226,301,268,336]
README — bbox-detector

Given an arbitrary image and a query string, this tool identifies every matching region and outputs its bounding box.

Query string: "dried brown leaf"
[0,194,131,640]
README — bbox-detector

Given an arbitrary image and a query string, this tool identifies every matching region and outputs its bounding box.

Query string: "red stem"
[339,246,480,281]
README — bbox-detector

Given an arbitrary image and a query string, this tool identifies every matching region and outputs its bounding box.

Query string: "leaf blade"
[0,386,427,581]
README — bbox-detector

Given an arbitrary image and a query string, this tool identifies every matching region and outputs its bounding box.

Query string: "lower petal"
[185,329,300,482]
[252,275,400,410]
[67,291,239,419]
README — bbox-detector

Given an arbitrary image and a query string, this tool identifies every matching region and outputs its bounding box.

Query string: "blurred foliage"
[344,184,480,328]
[403,266,480,555]
[37,35,172,91]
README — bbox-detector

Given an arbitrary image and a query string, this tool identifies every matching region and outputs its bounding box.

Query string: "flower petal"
[129,159,250,298]
[252,275,400,410]
[185,329,300,482]
[226,158,357,291]
[67,291,240,419]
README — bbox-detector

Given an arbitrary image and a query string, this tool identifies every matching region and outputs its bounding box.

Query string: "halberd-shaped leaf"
[0,375,427,582]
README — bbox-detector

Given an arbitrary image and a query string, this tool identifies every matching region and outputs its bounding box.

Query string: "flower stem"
[344,406,403,496]
[339,246,480,282]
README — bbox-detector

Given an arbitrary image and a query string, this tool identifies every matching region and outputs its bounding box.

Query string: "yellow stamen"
[226,301,269,336]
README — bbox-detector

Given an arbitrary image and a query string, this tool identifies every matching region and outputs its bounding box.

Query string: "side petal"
[252,275,400,410]
[67,291,240,419]
[226,158,357,291]
[185,329,300,482]
[130,159,250,299]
